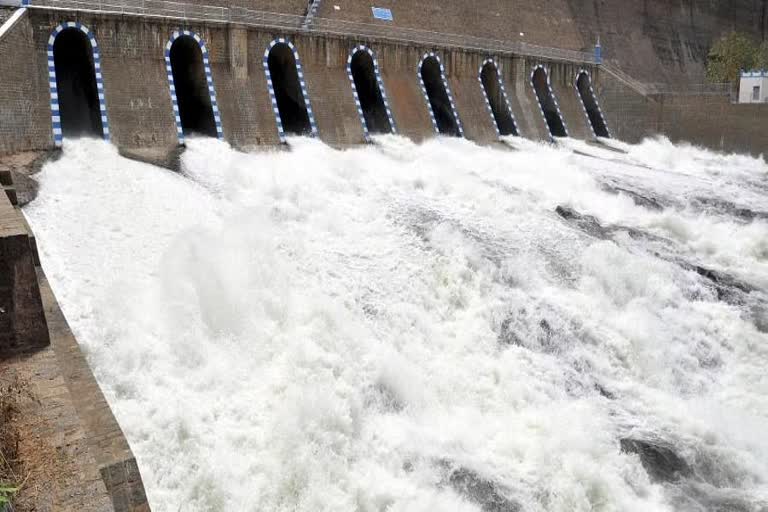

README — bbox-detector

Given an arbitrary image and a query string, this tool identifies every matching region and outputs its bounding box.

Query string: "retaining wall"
[655,95,768,157]
[0,9,51,155]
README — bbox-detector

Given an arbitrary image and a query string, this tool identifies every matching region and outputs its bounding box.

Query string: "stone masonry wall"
[0,9,52,156]
[4,9,595,153]
[3,4,766,155]
[317,0,584,52]
[597,74,660,143]
[656,95,768,157]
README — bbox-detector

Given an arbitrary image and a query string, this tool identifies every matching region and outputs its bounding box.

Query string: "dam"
[2,0,768,155]
[1,1,768,511]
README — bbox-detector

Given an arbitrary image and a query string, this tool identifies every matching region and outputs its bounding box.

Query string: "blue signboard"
[372,7,393,21]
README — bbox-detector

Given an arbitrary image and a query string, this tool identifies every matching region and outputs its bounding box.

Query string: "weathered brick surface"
[297,34,366,146]
[446,51,498,145]
[0,6,14,25]
[597,74,660,143]
[547,62,592,140]
[317,0,584,53]
[182,0,308,13]
[0,9,53,156]
[506,57,548,141]
[375,43,434,143]
[655,95,768,157]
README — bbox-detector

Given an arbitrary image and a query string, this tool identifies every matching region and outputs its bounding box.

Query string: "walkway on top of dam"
[19,0,598,65]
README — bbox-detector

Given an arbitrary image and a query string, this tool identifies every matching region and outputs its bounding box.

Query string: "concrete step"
[12,205,39,267]
[4,185,17,206]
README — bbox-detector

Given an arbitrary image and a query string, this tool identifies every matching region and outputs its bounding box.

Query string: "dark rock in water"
[670,482,758,512]
[594,383,616,400]
[673,261,756,304]
[365,382,405,413]
[691,265,754,295]
[496,312,562,354]
[601,183,665,211]
[555,206,609,239]
[446,466,520,512]
[692,196,768,222]
[620,438,692,483]
[498,317,524,346]
[555,205,757,306]
[750,304,768,333]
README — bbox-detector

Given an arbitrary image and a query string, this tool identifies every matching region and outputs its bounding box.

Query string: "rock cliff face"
[313,0,766,83]
[566,0,768,83]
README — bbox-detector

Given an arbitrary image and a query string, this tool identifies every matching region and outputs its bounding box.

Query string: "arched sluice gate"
[531,66,568,138]
[419,53,462,137]
[264,40,314,140]
[168,34,218,139]
[348,47,394,138]
[48,23,109,145]
[576,71,610,138]
[479,60,518,137]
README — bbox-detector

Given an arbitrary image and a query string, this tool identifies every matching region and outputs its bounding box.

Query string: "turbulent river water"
[23,135,768,512]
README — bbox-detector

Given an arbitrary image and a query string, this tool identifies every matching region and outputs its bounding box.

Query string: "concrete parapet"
[0,188,48,355]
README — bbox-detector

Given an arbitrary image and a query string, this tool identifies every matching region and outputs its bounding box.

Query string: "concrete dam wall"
[1,0,764,158]
[0,3,611,157]
[1,1,768,511]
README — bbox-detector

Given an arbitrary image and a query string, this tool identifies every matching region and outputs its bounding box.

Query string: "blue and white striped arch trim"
[530,64,569,140]
[478,59,519,139]
[165,30,223,144]
[418,52,464,137]
[47,22,110,147]
[263,38,318,143]
[347,45,397,141]
[574,69,611,139]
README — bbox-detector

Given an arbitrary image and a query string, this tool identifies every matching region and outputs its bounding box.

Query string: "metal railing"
[601,64,652,96]
[602,63,736,100]
[23,0,598,64]
[644,82,735,96]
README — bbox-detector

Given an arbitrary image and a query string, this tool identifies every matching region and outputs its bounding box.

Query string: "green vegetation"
[706,32,768,83]
[0,485,19,506]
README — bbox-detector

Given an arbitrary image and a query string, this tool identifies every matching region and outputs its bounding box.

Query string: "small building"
[739,70,768,103]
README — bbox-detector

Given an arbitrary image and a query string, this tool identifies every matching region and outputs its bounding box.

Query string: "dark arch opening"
[268,43,311,136]
[576,72,610,138]
[480,62,518,137]
[53,28,103,139]
[170,36,217,137]
[351,50,392,135]
[532,67,567,138]
[420,57,460,137]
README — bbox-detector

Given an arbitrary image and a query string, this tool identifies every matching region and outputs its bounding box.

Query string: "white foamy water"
[23,135,768,512]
